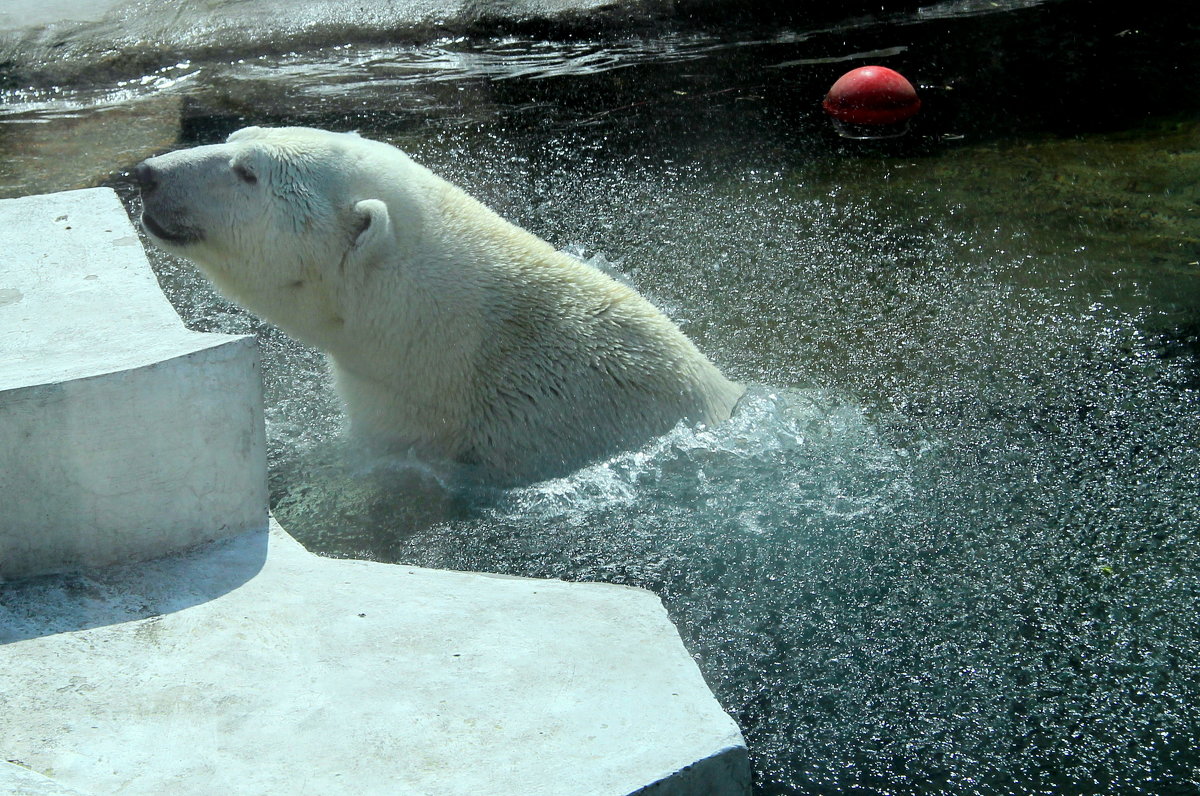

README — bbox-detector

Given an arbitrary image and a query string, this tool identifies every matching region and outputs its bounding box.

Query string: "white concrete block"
[0,188,267,579]
[0,520,749,796]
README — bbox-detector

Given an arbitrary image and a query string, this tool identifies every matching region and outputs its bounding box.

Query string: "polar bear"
[136,126,743,484]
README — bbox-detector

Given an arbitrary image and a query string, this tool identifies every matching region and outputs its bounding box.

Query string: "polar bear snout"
[134,161,159,195]
[136,156,205,246]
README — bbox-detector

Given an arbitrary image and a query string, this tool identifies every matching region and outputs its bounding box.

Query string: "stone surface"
[0,520,750,796]
[0,188,267,579]
[0,0,672,85]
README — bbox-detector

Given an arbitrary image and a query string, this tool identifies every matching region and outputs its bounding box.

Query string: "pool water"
[3,1,1199,793]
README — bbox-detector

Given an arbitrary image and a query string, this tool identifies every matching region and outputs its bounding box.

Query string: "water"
[4,1,1200,793]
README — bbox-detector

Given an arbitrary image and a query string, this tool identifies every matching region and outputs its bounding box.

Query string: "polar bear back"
[381,173,741,479]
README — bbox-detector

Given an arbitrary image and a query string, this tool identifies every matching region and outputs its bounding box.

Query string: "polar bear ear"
[348,199,392,262]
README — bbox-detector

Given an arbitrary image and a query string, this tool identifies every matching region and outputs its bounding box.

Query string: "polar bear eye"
[233,164,258,185]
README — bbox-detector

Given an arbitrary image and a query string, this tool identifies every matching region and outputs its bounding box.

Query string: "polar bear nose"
[134,161,159,194]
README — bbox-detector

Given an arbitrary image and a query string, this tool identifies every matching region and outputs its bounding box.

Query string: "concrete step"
[1,521,748,795]
[0,187,267,579]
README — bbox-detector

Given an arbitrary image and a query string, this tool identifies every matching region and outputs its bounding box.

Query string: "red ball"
[823,66,921,126]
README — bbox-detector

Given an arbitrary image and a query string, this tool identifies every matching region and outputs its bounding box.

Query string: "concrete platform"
[0,520,748,795]
[0,187,749,794]
[0,188,266,579]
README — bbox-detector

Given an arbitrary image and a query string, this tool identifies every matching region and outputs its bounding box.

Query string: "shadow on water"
[3,0,1200,793]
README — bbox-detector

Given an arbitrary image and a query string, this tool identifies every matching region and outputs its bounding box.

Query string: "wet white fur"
[140,126,743,483]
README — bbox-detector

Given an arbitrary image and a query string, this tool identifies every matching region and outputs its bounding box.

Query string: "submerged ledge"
[0,187,749,795]
[0,0,924,87]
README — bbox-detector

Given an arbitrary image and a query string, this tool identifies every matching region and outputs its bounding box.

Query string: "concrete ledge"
[0,520,749,796]
[0,188,267,579]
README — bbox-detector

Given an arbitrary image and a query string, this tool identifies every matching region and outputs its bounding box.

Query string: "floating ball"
[823,66,921,137]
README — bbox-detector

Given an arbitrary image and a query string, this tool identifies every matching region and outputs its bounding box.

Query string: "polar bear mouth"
[141,211,202,245]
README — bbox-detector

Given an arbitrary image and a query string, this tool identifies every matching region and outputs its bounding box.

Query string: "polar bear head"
[136,126,421,345]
